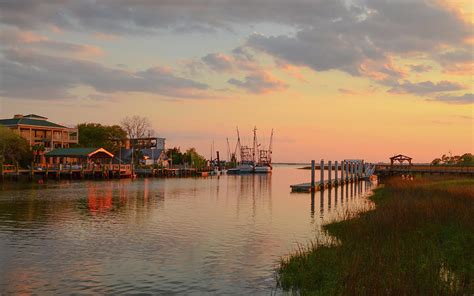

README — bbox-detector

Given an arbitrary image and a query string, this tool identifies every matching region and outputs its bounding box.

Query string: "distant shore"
[277,177,474,294]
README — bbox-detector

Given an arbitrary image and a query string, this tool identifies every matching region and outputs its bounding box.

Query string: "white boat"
[254,165,272,173]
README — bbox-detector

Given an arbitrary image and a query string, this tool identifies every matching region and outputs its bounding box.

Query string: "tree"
[77,123,127,152]
[431,153,474,166]
[167,147,185,165]
[184,148,207,169]
[120,115,152,140]
[0,127,32,167]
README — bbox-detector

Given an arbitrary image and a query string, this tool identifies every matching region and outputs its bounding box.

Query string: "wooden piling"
[320,159,324,190]
[335,161,338,185]
[328,160,332,187]
[311,160,315,191]
[341,161,344,184]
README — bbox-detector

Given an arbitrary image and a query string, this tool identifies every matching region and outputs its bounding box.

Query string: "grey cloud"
[0,0,349,34]
[202,53,233,72]
[409,64,433,73]
[0,49,208,100]
[0,27,102,56]
[435,93,474,104]
[388,80,465,95]
[228,72,287,94]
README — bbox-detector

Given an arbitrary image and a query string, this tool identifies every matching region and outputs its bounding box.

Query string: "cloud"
[435,48,473,75]
[0,1,348,34]
[434,93,474,104]
[0,49,208,100]
[408,64,433,73]
[202,53,234,72]
[388,80,465,95]
[228,72,288,94]
[0,27,103,57]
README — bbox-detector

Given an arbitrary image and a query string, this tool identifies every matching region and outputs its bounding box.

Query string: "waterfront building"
[118,148,169,167]
[45,147,114,166]
[0,114,78,164]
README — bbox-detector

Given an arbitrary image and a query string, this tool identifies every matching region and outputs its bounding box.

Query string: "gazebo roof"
[390,154,412,160]
[45,148,114,158]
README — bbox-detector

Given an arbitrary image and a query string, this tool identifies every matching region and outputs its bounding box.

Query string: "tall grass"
[277,177,474,295]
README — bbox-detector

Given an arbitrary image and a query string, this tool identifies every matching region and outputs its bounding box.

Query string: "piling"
[341,161,344,184]
[328,160,332,187]
[320,159,324,190]
[311,160,315,191]
[345,161,349,182]
[335,161,338,185]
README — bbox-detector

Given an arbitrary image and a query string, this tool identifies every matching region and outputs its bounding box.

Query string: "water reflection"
[0,166,374,294]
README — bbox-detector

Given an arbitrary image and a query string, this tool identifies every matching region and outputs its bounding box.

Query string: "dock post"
[320,159,324,190]
[311,160,315,191]
[351,163,354,181]
[340,161,344,184]
[328,160,332,188]
[0,162,3,182]
[335,161,338,185]
[345,161,349,182]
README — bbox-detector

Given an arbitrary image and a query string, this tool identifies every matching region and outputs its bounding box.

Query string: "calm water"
[0,165,374,294]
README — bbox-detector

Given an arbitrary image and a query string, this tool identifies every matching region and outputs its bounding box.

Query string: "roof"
[390,154,412,160]
[45,148,114,158]
[24,114,48,119]
[0,117,67,128]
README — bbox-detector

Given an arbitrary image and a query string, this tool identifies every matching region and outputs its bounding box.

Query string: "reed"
[277,177,474,295]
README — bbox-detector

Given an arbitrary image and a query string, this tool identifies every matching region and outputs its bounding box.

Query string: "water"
[0,165,374,294]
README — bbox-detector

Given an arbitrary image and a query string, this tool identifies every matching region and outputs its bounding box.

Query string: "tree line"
[0,115,207,168]
[431,153,473,166]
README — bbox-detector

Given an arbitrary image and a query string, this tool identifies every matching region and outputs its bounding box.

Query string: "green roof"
[0,117,67,128]
[45,148,109,157]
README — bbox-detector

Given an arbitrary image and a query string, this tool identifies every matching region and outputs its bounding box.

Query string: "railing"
[30,163,132,172]
[375,164,474,173]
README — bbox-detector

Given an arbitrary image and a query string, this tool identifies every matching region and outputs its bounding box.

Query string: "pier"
[291,159,375,192]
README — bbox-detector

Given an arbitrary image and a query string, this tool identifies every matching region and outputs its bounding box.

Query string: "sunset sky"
[0,0,472,163]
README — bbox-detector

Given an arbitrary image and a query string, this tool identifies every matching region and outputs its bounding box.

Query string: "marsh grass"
[277,177,474,295]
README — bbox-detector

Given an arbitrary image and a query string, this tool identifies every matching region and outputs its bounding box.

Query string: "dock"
[291,159,375,193]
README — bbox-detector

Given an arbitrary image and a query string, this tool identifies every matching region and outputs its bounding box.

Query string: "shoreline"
[277,177,474,294]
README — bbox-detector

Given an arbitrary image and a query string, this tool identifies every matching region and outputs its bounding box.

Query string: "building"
[0,114,78,163]
[45,148,114,165]
[127,137,165,150]
[118,148,169,167]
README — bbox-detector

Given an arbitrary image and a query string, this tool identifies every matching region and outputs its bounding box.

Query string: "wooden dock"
[291,159,374,193]
[291,177,366,193]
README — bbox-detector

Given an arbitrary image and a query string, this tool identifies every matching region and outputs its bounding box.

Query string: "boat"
[227,127,273,174]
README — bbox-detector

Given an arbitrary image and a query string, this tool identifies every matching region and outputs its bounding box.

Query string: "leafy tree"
[77,123,127,152]
[167,147,185,165]
[432,153,474,166]
[0,127,32,167]
[184,147,207,169]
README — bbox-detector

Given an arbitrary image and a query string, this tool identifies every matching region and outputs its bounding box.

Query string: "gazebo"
[390,154,412,166]
[45,148,114,165]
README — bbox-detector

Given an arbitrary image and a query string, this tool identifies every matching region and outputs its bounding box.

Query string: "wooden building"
[45,148,114,165]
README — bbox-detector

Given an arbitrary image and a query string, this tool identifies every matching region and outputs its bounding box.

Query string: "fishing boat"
[227,127,273,174]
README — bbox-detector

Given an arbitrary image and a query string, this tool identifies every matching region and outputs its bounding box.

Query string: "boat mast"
[268,129,274,164]
[253,126,257,165]
[226,137,231,161]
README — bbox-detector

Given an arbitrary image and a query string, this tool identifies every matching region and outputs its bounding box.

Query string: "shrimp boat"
[227,127,273,174]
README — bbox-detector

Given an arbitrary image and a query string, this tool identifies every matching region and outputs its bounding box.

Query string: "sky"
[0,0,472,163]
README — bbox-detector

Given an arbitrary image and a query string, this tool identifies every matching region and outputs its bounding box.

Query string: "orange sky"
[0,0,472,162]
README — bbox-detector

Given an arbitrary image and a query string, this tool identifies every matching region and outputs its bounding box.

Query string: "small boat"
[254,165,272,173]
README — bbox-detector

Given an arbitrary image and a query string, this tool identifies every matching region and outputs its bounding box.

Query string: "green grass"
[277,177,474,295]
